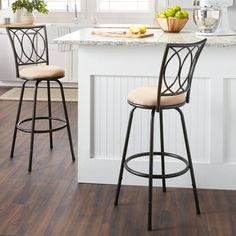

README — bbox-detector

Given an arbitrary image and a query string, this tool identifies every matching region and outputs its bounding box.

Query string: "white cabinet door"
[48,44,78,83]
[48,44,71,82]
[0,34,17,81]
[47,24,80,83]
[71,50,78,82]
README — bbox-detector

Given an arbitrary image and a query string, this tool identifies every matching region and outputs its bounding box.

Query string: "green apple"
[155,11,166,18]
[165,8,176,17]
[172,5,181,13]
[157,11,167,18]
[159,13,167,18]
[175,11,184,19]
[182,11,189,19]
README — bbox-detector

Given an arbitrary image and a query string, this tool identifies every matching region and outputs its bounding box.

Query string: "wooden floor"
[1,87,236,236]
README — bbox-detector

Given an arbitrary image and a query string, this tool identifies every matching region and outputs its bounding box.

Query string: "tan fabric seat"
[19,65,65,80]
[128,87,186,108]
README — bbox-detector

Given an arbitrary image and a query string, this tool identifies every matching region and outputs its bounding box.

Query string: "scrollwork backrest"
[156,39,207,111]
[6,25,49,77]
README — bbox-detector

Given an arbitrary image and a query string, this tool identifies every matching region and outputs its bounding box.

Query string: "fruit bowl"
[157,17,188,33]
[155,5,189,33]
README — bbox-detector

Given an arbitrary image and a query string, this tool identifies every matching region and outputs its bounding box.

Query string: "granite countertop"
[0,23,36,28]
[54,28,236,47]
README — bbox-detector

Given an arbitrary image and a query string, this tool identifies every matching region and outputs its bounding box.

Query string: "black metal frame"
[7,25,75,172]
[114,39,206,231]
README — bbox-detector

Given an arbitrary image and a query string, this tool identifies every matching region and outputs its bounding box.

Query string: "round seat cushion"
[19,65,65,80]
[128,87,186,108]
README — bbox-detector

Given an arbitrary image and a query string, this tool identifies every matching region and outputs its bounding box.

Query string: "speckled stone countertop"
[54,28,236,47]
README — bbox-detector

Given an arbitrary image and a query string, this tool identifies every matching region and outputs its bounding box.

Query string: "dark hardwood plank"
[1,88,236,236]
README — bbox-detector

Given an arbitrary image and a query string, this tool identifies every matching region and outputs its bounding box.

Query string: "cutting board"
[91,31,154,38]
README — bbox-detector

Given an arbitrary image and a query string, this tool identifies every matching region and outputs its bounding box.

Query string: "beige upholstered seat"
[128,87,186,107]
[19,65,65,80]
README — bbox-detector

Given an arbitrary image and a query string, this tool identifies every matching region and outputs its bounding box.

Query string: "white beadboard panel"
[91,75,211,164]
[223,78,236,163]
[183,77,211,163]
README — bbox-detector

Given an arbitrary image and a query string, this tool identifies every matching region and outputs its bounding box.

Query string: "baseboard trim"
[78,158,236,190]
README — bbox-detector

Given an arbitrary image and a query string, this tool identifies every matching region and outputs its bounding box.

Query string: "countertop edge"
[53,28,236,48]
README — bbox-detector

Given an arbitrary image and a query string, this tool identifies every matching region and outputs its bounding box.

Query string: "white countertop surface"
[54,28,236,47]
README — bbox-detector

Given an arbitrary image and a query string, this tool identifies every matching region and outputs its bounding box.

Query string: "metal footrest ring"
[17,116,67,133]
[124,152,189,179]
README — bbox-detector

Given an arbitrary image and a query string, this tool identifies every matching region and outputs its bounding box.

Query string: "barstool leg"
[176,107,201,214]
[114,107,136,206]
[56,80,75,162]
[28,81,40,172]
[159,109,166,192]
[148,109,155,231]
[10,80,28,158]
[47,80,53,149]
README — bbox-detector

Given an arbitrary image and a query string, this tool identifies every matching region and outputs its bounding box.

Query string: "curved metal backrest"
[156,39,207,112]
[6,25,49,78]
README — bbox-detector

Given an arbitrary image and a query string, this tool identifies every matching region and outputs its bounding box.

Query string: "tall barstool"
[114,39,207,230]
[6,25,75,172]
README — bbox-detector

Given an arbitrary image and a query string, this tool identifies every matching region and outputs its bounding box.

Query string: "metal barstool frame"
[114,39,207,231]
[6,25,75,172]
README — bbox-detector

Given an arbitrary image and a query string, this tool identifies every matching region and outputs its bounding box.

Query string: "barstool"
[6,25,75,172]
[114,39,207,230]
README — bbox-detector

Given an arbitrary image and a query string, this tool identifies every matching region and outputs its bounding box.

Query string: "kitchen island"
[55,28,236,189]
